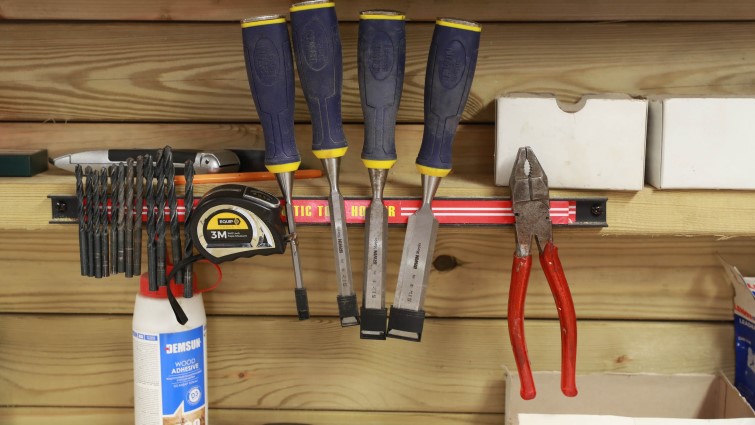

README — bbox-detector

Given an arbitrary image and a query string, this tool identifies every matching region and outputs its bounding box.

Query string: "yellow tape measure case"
[188,184,286,263]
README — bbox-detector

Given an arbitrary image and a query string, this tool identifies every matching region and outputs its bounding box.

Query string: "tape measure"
[166,184,288,325]
[189,184,287,262]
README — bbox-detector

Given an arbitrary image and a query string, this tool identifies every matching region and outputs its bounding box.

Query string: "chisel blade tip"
[337,294,359,327]
[393,208,439,311]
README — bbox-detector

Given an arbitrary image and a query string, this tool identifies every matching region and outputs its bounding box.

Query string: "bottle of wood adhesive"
[133,274,207,425]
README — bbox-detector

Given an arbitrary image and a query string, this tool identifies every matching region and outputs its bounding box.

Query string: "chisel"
[387,18,481,342]
[357,10,406,339]
[241,14,309,319]
[290,0,358,326]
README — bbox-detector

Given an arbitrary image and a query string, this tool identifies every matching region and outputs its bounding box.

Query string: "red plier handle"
[508,241,577,400]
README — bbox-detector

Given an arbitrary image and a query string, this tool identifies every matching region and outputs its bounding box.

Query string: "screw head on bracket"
[55,200,68,214]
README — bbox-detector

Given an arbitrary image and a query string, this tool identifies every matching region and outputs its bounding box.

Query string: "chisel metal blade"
[393,206,439,311]
[363,198,388,311]
[360,176,390,339]
[328,197,350,290]
[388,174,441,342]
[278,174,305,292]
[328,202,358,324]
[284,200,304,290]
[322,157,358,326]
[275,172,309,320]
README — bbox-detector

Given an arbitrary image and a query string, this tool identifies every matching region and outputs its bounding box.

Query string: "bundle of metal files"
[75,146,197,297]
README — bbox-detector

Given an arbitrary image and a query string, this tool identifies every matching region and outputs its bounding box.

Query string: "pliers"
[508,146,578,400]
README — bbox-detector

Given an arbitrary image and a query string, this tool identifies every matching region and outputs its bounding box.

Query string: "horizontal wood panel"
[0,314,733,411]
[5,123,755,236]
[0,407,503,425]
[0,123,492,193]
[2,22,755,123]
[1,228,751,320]
[1,0,754,22]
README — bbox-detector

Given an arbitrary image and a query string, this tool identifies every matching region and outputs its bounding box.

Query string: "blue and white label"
[735,316,755,408]
[133,331,158,341]
[159,326,206,416]
[133,325,207,425]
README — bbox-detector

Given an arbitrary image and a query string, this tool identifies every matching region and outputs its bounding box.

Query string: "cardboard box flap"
[724,263,755,321]
[500,92,639,113]
[722,374,755,419]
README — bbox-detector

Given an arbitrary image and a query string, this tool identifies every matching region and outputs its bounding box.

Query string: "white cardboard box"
[647,97,755,189]
[495,94,647,191]
[505,372,755,425]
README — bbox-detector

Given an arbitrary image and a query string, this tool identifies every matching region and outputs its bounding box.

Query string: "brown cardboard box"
[505,373,754,424]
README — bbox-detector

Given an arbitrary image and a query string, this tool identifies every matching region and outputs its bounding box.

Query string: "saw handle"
[416,19,481,177]
[241,17,301,173]
[358,12,406,168]
[290,2,348,158]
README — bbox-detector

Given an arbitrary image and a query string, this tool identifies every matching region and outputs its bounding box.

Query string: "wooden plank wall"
[2,1,755,423]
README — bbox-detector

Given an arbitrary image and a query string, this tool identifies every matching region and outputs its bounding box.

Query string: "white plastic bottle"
[132,278,208,425]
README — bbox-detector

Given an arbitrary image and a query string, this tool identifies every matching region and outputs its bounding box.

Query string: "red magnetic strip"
[115,198,578,226]
[286,199,576,225]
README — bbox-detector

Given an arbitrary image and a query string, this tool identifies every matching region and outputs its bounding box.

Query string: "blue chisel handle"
[358,10,406,169]
[416,18,481,177]
[241,15,301,173]
[290,1,348,159]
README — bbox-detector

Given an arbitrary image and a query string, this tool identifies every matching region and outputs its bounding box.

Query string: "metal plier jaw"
[508,147,578,400]
[510,147,552,258]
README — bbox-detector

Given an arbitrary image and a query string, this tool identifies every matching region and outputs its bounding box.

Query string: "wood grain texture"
[0,314,734,411]
[0,3,749,420]
[0,123,489,191]
[5,123,755,236]
[2,22,755,123]
[0,407,503,425]
[0,0,753,21]
[1,228,752,320]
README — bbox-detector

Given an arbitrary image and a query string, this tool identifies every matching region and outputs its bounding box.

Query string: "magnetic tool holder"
[53,188,604,332]
[50,196,608,227]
